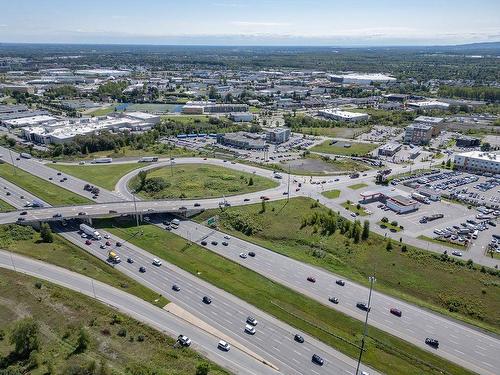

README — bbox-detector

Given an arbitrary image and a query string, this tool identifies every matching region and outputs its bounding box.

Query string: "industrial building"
[454,151,500,174]
[182,101,248,114]
[327,73,396,85]
[378,143,401,157]
[404,123,433,145]
[216,132,266,150]
[266,128,291,144]
[407,101,450,110]
[318,109,369,122]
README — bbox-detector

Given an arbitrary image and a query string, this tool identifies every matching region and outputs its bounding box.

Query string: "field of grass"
[97,218,474,375]
[85,106,116,116]
[322,189,341,199]
[0,198,15,212]
[50,163,147,191]
[297,126,369,139]
[0,268,227,375]
[161,115,212,124]
[0,163,92,206]
[195,198,500,334]
[0,224,167,308]
[130,164,278,199]
[348,183,368,190]
[311,140,378,156]
[378,221,402,232]
[418,235,467,250]
[342,201,369,216]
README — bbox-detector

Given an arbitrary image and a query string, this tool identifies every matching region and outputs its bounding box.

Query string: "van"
[171,218,180,228]
[472,230,478,239]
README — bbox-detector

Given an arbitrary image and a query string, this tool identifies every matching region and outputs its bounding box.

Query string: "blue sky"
[1,0,499,45]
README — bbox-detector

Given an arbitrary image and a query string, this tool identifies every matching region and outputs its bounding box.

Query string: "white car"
[224,235,231,240]
[104,234,110,239]
[152,258,162,266]
[217,340,231,351]
[239,253,248,259]
[245,324,256,335]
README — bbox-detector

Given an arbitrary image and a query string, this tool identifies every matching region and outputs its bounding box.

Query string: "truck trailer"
[79,224,102,240]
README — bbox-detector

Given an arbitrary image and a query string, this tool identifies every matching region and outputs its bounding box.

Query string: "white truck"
[79,223,102,240]
[91,157,112,164]
[139,156,159,162]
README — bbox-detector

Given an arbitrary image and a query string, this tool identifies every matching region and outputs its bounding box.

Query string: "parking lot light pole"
[355,276,375,375]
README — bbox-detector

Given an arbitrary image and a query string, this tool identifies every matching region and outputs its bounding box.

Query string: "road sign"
[207,216,218,226]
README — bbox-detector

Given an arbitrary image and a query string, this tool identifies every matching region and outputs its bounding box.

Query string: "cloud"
[230,21,291,27]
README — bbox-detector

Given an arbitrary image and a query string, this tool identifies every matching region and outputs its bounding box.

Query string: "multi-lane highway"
[1,148,499,374]
[0,251,277,375]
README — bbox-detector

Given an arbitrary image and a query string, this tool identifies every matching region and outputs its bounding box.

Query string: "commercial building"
[4,115,58,128]
[407,101,450,110]
[386,195,421,214]
[216,132,266,150]
[415,116,445,136]
[74,69,130,77]
[456,137,481,148]
[266,127,291,144]
[454,151,500,174]
[404,123,433,145]
[327,73,396,85]
[318,109,369,122]
[378,142,401,157]
[417,187,441,201]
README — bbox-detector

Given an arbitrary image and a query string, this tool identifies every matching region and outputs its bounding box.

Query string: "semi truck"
[411,192,430,204]
[79,224,102,240]
[91,157,112,164]
[20,152,32,159]
[108,251,121,263]
[138,156,159,162]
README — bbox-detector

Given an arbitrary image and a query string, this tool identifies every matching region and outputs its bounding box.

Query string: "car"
[260,196,270,201]
[53,213,62,218]
[194,203,201,207]
[361,372,370,375]
[100,244,106,249]
[152,258,162,266]
[116,242,122,247]
[48,177,53,180]
[350,212,357,217]
[244,324,256,335]
[5,191,10,196]
[16,157,20,161]
[312,354,324,366]
[81,233,88,239]
[217,340,230,351]
[224,235,231,240]
[177,335,191,347]
[451,251,463,257]
[139,266,146,273]
[294,334,304,343]
[104,234,110,239]
[201,240,207,246]
[329,297,339,304]
[20,195,24,199]
[85,239,92,245]
[105,241,111,246]
[127,257,134,264]
[211,240,218,246]
[390,308,402,317]
[239,253,247,259]
[179,206,187,210]
[17,217,25,222]
[243,198,250,202]
[248,251,256,257]
[57,172,62,176]
[202,296,212,304]
[356,302,371,312]
[425,338,439,348]
[172,284,181,292]
[20,211,27,215]
[222,241,228,246]
[307,276,316,283]
[336,279,345,286]
[246,316,258,326]
[78,212,87,216]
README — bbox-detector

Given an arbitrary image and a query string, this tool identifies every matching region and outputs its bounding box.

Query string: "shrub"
[381,217,389,223]
[117,328,127,337]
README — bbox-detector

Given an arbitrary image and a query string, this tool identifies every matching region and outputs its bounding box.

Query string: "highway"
[1,150,499,374]
[0,250,278,375]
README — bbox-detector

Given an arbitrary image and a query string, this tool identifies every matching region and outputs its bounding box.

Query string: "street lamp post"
[132,191,139,227]
[355,276,375,375]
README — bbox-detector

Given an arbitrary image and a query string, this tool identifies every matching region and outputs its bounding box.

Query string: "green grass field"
[195,198,500,334]
[97,218,474,375]
[311,140,378,156]
[418,235,467,250]
[130,164,278,199]
[378,221,402,232]
[0,198,15,212]
[0,163,92,206]
[321,189,341,199]
[0,268,226,375]
[85,106,116,116]
[0,224,167,308]
[50,163,147,190]
[297,126,369,139]
[342,201,369,216]
[348,183,368,190]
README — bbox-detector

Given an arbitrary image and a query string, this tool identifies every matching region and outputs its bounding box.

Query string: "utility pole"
[8,148,16,176]
[287,162,291,201]
[132,191,139,227]
[355,276,375,375]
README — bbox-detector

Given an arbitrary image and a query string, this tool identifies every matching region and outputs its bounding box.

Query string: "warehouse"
[327,73,396,85]
[318,108,369,122]
[216,132,266,150]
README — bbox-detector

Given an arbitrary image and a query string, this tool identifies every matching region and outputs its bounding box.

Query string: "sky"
[0,0,499,46]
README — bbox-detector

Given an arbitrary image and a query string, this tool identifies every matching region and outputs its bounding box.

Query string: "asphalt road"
[56,223,377,375]
[0,250,277,375]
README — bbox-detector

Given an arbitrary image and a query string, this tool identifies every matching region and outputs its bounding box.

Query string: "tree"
[362,220,370,240]
[260,199,266,213]
[446,159,452,168]
[386,240,393,251]
[10,317,40,358]
[137,170,148,191]
[75,327,90,353]
[196,363,210,375]
[480,142,491,151]
[40,223,53,243]
[248,177,254,186]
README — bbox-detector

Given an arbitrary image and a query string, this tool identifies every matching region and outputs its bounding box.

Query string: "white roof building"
[318,109,369,122]
[328,73,396,85]
[4,115,58,128]
[407,101,450,110]
[454,151,500,174]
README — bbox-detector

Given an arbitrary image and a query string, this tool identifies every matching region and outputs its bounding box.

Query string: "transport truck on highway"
[79,223,102,240]
[138,156,159,162]
[20,152,32,159]
[108,251,121,263]
[91,157,112,164]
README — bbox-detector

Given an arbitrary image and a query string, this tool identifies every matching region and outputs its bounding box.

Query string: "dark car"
[246,316,258,326]
[307,276,316,283]
[78,212,86,216]
[49,177,53,180]
[17,217,25,222]
[425,338,439,348]
[127,257,134,264]
[356,302,371,312]
[336,279,346,286]
[53,213,62,218]
[172,284,181,292]
[222,241,228,246]
[248,251,256,257]
[179,206,187,210]
[201,240,208,246]
[6,192,10,196]
[20,211,27,215]
[105,241,111,246]
[139,266,146,273]
[194,203,201,207]
[244,198,250,202]
[211,240,218,246]
[294,334,304,343]
[202,296,212,304]
[329,297,339,304]
[390,308,402,317]
[116,242,122,247]
[85,239,92,245]
[312,354,324,366]
[57,172,62,176]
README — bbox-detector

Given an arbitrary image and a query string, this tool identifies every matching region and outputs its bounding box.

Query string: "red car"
[105,241,111,246]
[85,239,92,245]
[390,308,402,317]
[307,276,316,283]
